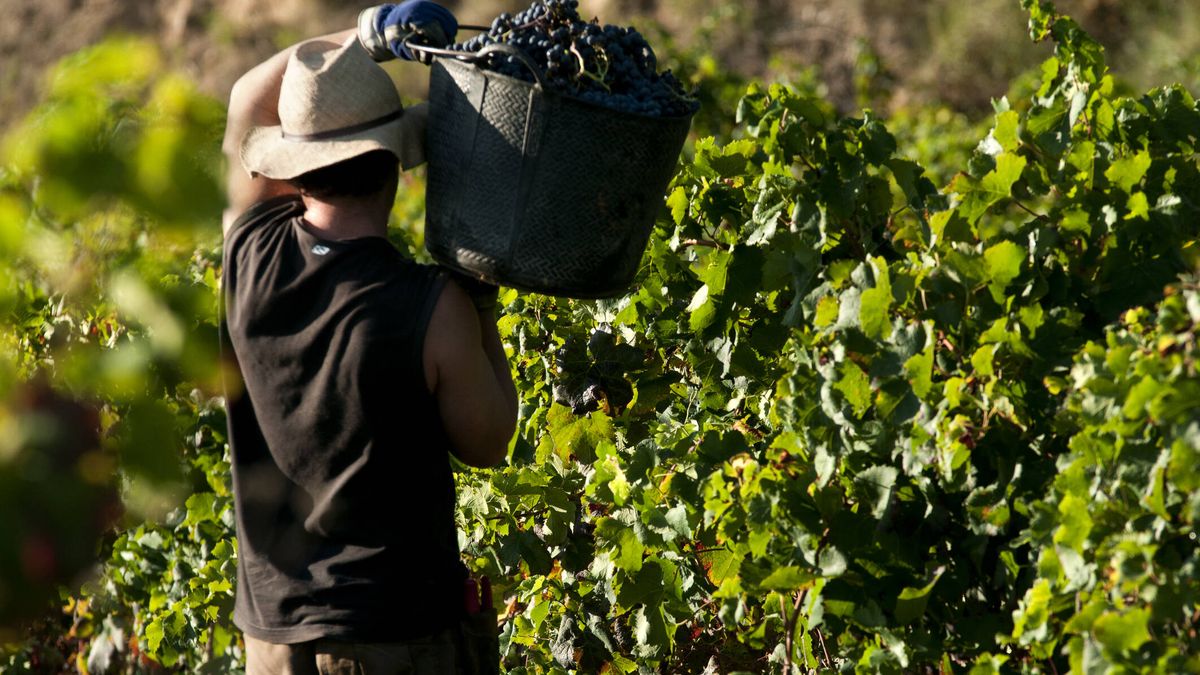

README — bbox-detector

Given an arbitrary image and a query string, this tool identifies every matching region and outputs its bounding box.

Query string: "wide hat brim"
[240,102,428,180]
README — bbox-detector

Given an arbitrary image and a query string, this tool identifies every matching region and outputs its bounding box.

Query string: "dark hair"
[288,149,399,199]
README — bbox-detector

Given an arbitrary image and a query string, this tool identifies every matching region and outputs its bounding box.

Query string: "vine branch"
[681,238,727,250]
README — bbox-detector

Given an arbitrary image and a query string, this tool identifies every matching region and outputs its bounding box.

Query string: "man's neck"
[301,195,389,240]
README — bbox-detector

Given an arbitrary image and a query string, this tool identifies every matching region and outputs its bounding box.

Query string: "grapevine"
[2,2,1200,673]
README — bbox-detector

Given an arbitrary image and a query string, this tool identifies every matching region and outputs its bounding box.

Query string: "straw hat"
[240,36,426,180]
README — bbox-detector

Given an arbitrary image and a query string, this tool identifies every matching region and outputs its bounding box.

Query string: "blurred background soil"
[2,0,1198,130]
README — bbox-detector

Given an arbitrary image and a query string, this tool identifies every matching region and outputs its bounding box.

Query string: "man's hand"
[358,1,458,64]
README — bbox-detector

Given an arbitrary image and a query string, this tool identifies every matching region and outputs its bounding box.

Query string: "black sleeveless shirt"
[220,196,465,644]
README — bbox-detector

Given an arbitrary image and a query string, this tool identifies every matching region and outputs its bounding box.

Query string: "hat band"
[281,108,405,142]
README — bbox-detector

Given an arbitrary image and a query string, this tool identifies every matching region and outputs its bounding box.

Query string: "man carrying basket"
[219,2,516,673]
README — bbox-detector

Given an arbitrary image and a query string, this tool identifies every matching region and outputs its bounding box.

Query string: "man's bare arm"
[221,29,357,233]
[423,282,518,468]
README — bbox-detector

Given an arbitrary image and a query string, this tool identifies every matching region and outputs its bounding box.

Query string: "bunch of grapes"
[0,380,120,633]
[445,0,699,118]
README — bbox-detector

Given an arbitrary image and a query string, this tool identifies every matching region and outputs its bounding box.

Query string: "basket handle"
[473,43,548,89]
[403,40,548,90]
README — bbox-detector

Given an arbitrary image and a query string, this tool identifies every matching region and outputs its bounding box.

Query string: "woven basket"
[423,49,694,298]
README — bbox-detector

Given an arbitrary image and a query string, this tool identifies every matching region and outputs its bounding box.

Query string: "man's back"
[222,195,465,643]
[221,21,515,672]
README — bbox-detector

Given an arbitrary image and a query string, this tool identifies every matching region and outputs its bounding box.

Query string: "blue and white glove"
[358,1,458,64]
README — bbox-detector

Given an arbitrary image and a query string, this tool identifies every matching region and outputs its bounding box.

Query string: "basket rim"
[427,244,637,299]
[433,55,699,124]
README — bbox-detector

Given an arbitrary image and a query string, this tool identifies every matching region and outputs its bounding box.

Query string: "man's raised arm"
[222,3,458,232]
[221,28,358,233]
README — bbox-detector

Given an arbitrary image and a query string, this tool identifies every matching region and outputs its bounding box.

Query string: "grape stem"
[571,43,610,92]
[681,238,726,250]
[815,627,833,669]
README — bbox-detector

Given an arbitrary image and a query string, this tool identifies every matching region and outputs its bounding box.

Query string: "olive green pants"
[244,629,459,675]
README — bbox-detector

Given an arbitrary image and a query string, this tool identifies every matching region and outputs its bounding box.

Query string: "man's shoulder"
[380,259,449,309]
[398,259,448,283]
[225,195,305,241]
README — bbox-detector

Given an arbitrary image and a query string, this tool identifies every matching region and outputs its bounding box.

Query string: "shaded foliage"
[1,3,1199,674]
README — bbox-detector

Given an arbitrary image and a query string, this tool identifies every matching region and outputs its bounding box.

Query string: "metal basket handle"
[404,39,548,90]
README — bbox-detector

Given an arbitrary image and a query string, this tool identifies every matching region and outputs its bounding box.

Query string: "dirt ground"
[0,0,935,131]
[0,0,362,130]
[0,0,1187,133]
[0,0,934,130]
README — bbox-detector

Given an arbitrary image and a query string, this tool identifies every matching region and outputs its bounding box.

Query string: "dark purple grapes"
[447,0,699,118]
